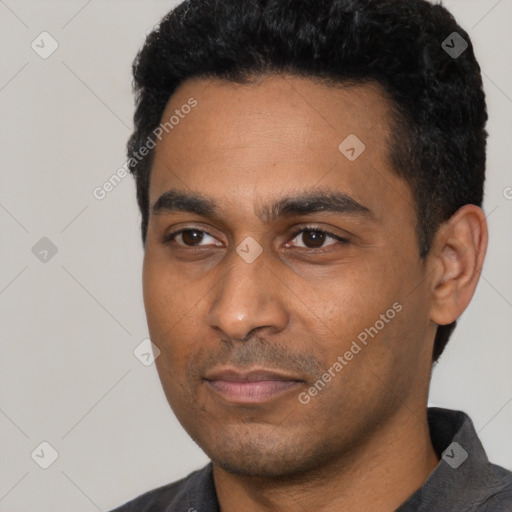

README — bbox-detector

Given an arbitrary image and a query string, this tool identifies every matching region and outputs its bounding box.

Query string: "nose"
[206,248,289,341]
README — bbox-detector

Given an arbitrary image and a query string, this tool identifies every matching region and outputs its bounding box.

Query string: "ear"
[428,204,488,326]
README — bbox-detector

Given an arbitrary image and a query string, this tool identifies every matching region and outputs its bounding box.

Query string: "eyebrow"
[152,188,373,222]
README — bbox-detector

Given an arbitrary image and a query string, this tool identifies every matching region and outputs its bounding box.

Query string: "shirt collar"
[396,407,503,511]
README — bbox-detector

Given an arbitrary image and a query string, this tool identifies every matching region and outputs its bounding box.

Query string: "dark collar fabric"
[109,407,512,512]
[395,408,512,511]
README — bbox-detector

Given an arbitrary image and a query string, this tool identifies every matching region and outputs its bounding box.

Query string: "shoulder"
[107,467,203,512]
[478,463,512,512]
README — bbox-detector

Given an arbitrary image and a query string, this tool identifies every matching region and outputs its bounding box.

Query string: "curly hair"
[127,0,487,362]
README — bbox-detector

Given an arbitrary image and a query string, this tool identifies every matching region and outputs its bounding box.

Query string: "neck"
[212,406,439,512]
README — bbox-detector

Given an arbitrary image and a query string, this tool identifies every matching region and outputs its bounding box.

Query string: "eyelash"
[162,225,349,250]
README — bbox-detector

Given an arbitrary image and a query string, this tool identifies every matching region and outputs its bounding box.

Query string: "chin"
[198,425,332,479]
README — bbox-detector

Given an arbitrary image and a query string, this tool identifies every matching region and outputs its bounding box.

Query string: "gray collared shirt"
[110,408,512,511]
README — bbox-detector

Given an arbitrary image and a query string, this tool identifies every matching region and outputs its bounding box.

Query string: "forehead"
[149,75,412,222]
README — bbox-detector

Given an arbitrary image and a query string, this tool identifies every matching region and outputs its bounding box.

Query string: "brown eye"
[180,229,205,246]
[288,228,344,249]
[301,230,327,248]
[163,228,221,248]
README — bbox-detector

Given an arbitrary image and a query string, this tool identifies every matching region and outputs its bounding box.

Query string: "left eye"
[287,228,346,249]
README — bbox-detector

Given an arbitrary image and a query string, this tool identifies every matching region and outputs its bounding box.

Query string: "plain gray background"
[0,0,511,510]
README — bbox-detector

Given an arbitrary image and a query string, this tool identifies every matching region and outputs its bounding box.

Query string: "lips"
[204,367,302,382]
[203,367,304,403]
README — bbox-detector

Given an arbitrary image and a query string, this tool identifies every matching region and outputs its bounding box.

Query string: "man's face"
[143,75,436,477]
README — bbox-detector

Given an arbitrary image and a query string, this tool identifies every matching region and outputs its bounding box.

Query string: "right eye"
[163,228,222,248]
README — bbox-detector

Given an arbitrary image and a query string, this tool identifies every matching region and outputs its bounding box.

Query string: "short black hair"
[128,0,487,362]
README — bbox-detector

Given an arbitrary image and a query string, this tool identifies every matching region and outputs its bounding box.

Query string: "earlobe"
[429,205,488,326]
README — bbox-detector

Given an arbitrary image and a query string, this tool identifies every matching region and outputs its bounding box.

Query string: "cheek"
[292,263,416,389]
[291,262,396,339]
[142,253,207,370]
[143,250,198,326]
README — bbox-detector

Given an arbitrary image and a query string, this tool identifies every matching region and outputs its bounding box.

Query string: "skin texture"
[142,74,488,512]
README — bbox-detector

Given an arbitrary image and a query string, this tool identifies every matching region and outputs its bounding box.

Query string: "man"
[110,0,512,510]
